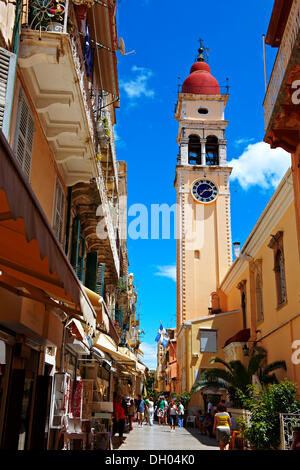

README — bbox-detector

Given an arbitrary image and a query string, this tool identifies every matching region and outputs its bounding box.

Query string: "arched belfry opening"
[188,135,201,165]
[206,135,219,165]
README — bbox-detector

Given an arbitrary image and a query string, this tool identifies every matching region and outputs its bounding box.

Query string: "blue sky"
[114,0,291,369]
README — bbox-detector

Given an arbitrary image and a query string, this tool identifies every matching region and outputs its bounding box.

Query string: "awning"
[0,130,96,332]
[95,333,136,366]
[223,328,250,348]
[83,286,119,344]
[88,2,119,101]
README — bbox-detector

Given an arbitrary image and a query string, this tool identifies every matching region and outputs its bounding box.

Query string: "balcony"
[18,0,118,185]
[263,0,300,153]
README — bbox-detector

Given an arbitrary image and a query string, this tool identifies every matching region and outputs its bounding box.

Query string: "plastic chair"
[186,416,197,428]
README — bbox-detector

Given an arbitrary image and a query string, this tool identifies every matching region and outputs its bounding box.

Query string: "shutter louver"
[14,90,35,180]
[96,263,105,297]
[53,178,65,244]
[0,47,16,139]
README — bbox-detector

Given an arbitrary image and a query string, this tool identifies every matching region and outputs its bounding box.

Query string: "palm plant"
[191,354,287,401]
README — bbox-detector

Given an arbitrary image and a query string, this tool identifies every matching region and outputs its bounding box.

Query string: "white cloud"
[229,141,291,190]
[113,126,126,149]
[234,137,255,147]
[119,66,155,100]
[140,342,157,370]
[154,265,176,282]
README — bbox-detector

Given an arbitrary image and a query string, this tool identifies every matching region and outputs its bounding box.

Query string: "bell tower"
[175,43,232,328]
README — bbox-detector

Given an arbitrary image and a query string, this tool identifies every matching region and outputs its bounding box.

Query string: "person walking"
[169,400,178,432]
[164,397,169,425]
[144,397,150,425]
[177,401,184,428]
[157,396,166,425]
[136,394,146,428]
[213,403,232,451]
[128,399,135,431]
[114,394,126,442]
[148,397,154,426]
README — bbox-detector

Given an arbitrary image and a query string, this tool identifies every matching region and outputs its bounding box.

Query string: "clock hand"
[199,188,212,196]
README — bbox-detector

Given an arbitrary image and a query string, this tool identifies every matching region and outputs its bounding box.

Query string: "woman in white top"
[169,401,178,432]
[148,397,154,426]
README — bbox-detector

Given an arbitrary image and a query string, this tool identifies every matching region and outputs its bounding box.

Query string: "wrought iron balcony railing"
[263,0,300,130]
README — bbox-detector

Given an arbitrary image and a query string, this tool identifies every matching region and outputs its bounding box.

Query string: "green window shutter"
[96,263,105,297]
[71,216,80,270]
[53,178,65,244]
[85,251,98,291]
[0,47,16,139]
[77,234,86,282]
[14,89,35,180]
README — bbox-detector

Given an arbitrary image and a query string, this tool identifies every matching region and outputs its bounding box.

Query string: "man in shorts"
[157,396,166,425]
[136,394,146,428]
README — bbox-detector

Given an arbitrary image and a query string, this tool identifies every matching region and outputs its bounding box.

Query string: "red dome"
[182,61,220,95]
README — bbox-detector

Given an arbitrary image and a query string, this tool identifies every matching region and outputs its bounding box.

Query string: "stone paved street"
[119,422,219,450]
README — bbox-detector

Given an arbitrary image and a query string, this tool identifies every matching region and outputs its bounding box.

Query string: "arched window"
[206,135,219,165]
[275,249,286,305]
[255,272,264,322]
[188,135,201,165]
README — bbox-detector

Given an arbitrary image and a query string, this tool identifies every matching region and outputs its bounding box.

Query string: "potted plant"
[46,3,65,32]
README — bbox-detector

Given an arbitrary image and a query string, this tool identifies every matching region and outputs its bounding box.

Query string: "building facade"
[0,0,146,450]
[173,40,300,412]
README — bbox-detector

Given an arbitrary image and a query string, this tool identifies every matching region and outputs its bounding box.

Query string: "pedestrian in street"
[128,399,135,431]
[177,401,184,428]
[213,403,232,451]
[157,396,165,425]
[148,397,154,426]
[203,412,214,437]
[169,400,178,432]
[207,400,214,415]
[136,394,146,427]
[144,397,150,425]
[164,397,169,425]
[115,394,126,442]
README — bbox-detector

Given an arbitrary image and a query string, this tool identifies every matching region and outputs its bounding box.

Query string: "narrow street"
[118,423,218,451]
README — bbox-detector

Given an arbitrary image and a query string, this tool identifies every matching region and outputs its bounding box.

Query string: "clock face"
[191,179,218,203]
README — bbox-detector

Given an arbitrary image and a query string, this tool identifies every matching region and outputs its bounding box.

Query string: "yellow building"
[175,44,300,411]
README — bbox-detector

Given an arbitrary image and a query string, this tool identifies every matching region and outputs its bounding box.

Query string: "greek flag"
[155,324,169,348]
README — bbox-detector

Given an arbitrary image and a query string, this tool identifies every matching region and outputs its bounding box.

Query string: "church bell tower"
[175,43,232,328]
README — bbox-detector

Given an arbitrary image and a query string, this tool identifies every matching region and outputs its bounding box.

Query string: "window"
[14,89,35,180]
[275,249,286,305]
[199,329,217,353]
[205,135,219,165]
[255,271,264,322]
[70,216,86,282]
[53,178,65,244]
[237,280,247,328]
[188,134,201,165]
[268,231,287,307]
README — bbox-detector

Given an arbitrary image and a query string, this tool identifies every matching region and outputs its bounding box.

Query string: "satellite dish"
[118,37,125,55]
[118,37,136,56]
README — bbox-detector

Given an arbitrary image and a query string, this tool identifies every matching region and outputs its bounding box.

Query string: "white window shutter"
[0,47,17,139]
[53,178,65,243]
[14,89,35,180]
[200,329,217,353]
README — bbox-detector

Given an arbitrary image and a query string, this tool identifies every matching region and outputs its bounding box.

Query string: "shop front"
[0,131,97,450]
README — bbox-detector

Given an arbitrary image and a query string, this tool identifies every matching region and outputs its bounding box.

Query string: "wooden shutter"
[14,89,35,180]
[0,47,16,139]
[71,216,80,269]
[53,178,65,244]
[85,251,98,291]
[96,263,105,297]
